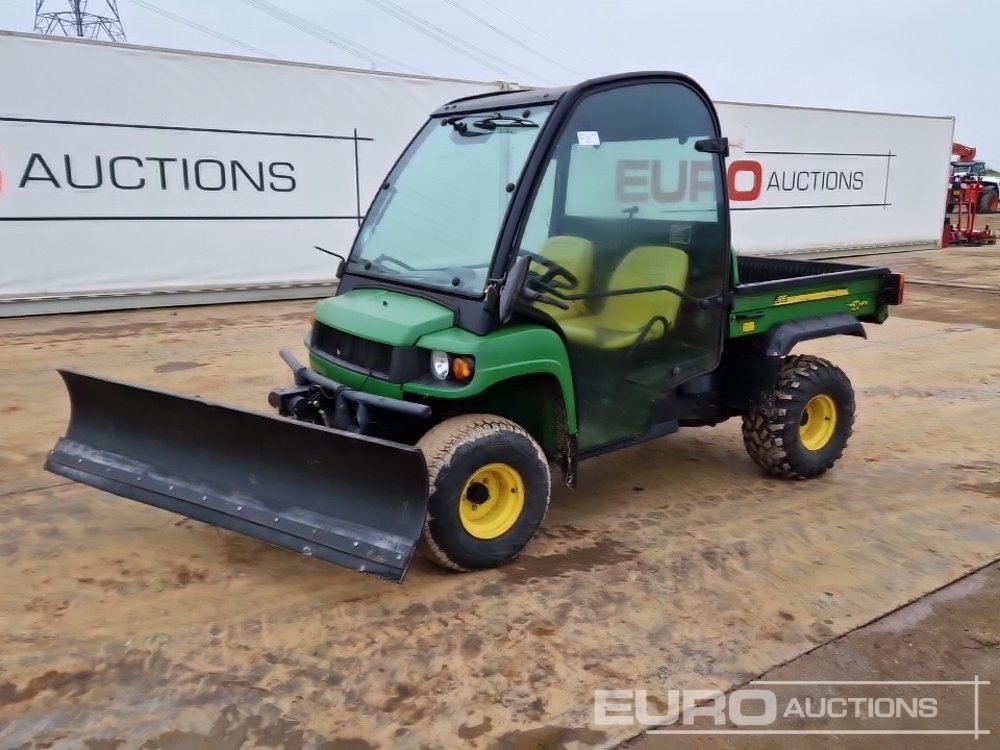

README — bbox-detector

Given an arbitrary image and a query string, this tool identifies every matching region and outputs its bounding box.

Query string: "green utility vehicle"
[46,72,904,581]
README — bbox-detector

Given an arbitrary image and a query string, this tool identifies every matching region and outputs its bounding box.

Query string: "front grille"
[312,323,394,375]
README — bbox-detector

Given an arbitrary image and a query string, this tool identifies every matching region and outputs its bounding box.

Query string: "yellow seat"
[528,236,594,320]
[559,245,689,350]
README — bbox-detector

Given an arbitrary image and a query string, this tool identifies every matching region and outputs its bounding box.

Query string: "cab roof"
[430,85,570,117]
[429,71,710,118]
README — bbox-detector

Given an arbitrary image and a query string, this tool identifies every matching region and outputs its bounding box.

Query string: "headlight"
[430,350,451,380]
[429,350,475,382]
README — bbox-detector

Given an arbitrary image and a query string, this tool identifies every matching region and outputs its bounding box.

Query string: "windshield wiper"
[472,113,538,130]
[446,113,538,134]
[346,253,415,275]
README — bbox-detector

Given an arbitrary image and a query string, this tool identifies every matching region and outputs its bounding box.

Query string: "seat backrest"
[530,235,595,319]
[598,245,689,333]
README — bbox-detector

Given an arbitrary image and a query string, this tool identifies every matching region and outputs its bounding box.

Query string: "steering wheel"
[519,250,578,291]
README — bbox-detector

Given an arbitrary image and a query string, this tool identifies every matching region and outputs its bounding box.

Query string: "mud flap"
[44,369,429,581]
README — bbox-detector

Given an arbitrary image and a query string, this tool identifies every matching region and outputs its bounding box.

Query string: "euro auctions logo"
[13,152,297,193]
[594,679,990,738]
[611,149,892,212]
[0,117,363,222]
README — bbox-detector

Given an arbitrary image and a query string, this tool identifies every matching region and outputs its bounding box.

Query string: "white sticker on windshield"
[577,130,600,146]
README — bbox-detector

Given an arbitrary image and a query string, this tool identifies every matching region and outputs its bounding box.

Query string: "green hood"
[313,289,455,347]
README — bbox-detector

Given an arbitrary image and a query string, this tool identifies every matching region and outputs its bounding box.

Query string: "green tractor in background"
[46,72,904,581]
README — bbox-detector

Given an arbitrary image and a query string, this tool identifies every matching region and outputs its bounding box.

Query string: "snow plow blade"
[44,369,429,581]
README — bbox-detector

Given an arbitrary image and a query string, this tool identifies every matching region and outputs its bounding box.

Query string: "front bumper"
[269,348,432,433]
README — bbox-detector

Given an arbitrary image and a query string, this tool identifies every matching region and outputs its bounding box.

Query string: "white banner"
[717,101,955,255]
[0,32,503,304]
[0,32,955,313]
[0,123,357,219]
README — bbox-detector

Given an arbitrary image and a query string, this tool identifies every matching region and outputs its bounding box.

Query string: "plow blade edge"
[44,369,429,581]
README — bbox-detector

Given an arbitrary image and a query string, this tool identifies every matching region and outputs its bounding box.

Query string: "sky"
[3,0,998,165]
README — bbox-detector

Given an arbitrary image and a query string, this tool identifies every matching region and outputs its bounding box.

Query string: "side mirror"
[498,254,531,324]
[695,136,730,158]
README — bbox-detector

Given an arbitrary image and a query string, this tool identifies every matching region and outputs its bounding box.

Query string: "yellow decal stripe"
[773,288,850,306]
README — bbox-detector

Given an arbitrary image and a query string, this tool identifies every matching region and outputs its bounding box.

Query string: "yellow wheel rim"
[799,394,837,451]
[459,462,525,540]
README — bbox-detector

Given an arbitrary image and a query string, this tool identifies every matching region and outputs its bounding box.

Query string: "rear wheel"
[980,188,999,214]
[741,354,855,479]
[417,414,551,571]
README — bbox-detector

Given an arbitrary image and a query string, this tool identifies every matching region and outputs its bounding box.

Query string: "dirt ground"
[628,560,1000,750]
[1,243,999,749]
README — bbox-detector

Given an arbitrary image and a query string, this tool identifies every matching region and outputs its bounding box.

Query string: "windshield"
[347,104,553,294]
[953,161,986,176]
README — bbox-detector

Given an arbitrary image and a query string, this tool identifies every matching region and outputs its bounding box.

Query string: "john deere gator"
[46,72,905,581]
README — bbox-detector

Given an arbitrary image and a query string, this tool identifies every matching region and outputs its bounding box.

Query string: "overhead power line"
[440,0,578,77]
[364,0,545,82]
[132,0,271,57]
[478,0,588,65]
[232,0,422,74]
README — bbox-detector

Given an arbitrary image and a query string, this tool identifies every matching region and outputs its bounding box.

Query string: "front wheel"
[417,414,551,572]
[741,354,855,479]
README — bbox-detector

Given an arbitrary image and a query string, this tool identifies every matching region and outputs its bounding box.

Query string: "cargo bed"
[735,255,893,292]
[728,255,901,339]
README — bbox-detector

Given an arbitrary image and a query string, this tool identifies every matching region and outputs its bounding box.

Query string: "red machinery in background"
[947,142,1000,214]
[944,175,995,247]
[952,142,978,162]
[943,142,996,246]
